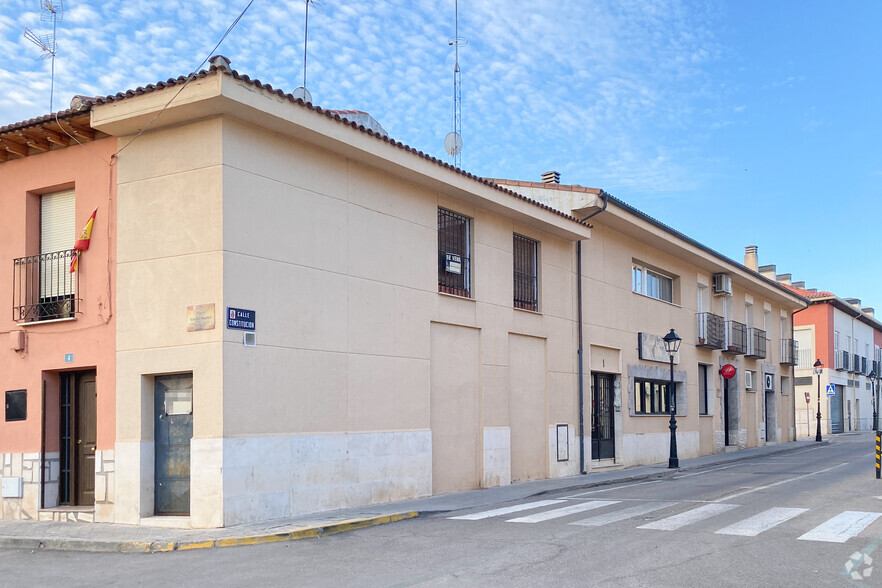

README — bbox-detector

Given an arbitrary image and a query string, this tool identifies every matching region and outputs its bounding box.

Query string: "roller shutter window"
[40,189,76,298]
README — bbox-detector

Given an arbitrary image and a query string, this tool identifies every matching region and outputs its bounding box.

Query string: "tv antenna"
[445,0,466,168]
[24,0,65,113]
[293,0,317,103]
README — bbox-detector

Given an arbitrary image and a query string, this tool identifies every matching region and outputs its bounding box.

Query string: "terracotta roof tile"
[64,63,588,229]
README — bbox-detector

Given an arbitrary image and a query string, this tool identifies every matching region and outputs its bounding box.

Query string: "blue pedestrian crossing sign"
[826,384,835,397]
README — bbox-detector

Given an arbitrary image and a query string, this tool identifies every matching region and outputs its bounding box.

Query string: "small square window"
[5,390,26,422]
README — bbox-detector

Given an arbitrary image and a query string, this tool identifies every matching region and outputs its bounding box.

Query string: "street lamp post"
[871,370,878,432]
[814,359,823,443]
[663,329,682,469]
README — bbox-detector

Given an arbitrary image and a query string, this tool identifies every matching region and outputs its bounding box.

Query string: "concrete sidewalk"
[0,437,838,554]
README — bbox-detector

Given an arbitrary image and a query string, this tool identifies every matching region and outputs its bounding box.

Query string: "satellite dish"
[293,86,313,103]
[444,131,463,156]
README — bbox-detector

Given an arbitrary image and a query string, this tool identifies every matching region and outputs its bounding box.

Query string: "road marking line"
[570,501,678,527]
[673,465,739,479]
[714,462,849,502]
[715,507,808,537]
[638,503,739,531]
[565,480,661,498]
[798,511,882,543]
[448,500,566,520]
[507,500,619,523]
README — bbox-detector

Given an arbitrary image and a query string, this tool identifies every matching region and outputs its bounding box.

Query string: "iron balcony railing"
[696,312,725,349]
[862,356,868,375]
[836,350,845,370]
[13,250,79,323]
[724,320,747,355]
[781,339,798,366]
[745,328,767,359]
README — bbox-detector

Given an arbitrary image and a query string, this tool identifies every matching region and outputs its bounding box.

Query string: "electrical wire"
[115,0,255,157]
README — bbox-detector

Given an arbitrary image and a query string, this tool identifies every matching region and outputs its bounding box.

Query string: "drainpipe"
[577,191,609,474]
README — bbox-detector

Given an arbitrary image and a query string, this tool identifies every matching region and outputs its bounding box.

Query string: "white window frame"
[632,263,674,304]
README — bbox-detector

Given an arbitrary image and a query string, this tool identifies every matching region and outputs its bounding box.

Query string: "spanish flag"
[69,207,97,273]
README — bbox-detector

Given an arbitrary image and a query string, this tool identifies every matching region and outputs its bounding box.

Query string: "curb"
[0,511,419,554]
[529,440,830,500]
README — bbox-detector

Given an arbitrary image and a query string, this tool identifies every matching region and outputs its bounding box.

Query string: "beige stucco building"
[0,58,807,528]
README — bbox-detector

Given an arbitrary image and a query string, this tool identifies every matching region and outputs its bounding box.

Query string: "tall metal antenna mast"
[293,0,315,103]
[444,0,466,168]
[24,0,65,113]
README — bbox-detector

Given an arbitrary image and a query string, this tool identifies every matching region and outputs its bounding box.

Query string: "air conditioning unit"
[713,274,732,296]
[745,370,753,390]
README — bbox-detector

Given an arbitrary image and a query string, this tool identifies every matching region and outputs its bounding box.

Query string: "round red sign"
[805,391,811,403]
[721,364,736,379]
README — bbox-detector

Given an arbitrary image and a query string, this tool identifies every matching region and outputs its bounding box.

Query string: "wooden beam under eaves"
[16,130,50,152]
[58,120,95,142]
[39,127,70,147]
[0,138,28,157]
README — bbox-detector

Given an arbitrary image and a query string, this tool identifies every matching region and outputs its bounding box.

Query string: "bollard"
[877,432,881,480]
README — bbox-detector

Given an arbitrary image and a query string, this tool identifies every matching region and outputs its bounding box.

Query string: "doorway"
[154,374,193,516]
[591,373,615,460]
[764,391,775,442]
[830,386,844,434]
[58,371,96,506]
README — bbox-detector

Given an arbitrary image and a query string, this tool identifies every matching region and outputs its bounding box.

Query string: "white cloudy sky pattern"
[2,1,882,304]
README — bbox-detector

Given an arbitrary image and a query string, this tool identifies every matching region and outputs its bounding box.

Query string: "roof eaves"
[605,194,809,305]
[75,63,589,231]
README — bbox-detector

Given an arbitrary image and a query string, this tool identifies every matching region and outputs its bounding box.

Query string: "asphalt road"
[3,434,880,587]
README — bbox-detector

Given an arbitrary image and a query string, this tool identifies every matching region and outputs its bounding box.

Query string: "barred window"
[438,208,471,297]
[513,234,538,311]
[634,378,673,415]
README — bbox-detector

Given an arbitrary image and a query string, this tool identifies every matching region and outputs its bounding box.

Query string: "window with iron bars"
[438,208,471,297]
[513,234,538,311]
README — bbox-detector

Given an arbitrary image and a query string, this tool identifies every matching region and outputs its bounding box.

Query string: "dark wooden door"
[154,374,193,516]
[75,372,97,505]
[591,373,615,460]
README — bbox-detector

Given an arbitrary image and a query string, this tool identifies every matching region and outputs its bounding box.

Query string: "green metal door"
[154,374,193,516]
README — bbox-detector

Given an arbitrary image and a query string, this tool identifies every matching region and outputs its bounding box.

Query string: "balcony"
[13,250,79,323]
[696,312,725,349]
[838,351,849,371]
[745,328,767,359]
[724,320,747,355]
[862,356,868,375]
[781,339,798,366]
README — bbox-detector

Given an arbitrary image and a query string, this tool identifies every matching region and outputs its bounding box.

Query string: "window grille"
[513,234,538,311]
[438,208,471,297]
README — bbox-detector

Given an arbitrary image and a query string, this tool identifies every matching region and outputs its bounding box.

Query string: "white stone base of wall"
[622,432,700,467]
[482,427,511,488]
[222,430,432,526]
[0,452,61,521]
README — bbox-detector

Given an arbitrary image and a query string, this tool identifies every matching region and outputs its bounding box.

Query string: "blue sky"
[2,1,880,309]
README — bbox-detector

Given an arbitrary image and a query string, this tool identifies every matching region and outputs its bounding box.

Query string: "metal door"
[591,373,615,460]
[764,391,773,442]
[154,374,193,515]
[830,386,844,434]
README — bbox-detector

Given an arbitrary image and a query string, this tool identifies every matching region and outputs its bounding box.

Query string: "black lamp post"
[814,359,823,442]
[663,328,682,469]
[871,369,879,432]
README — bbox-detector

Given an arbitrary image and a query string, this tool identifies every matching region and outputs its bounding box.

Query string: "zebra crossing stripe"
[448,500,567,520]
[638,503,739,531]
[570,501,679,527]
[507,500,620,523]
[798,511,882,543]
[715,507,808,537]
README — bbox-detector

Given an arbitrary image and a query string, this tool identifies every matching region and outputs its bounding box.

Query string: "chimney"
[792,281,805,289]
[863,308,875,318]
[744,245,758,271]
[845,298,862,309]
[758,264,776,280]
[541,170,561,184]
[776,273,792,285]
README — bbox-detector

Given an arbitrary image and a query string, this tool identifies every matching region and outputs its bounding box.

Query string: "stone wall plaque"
[638,332,679,364]
[187,303,216,332]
